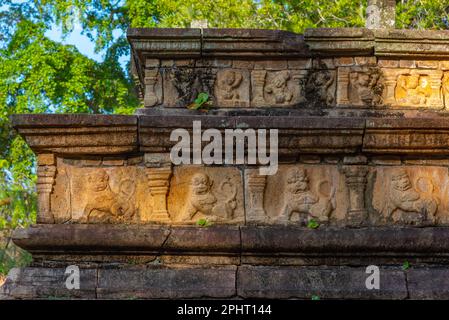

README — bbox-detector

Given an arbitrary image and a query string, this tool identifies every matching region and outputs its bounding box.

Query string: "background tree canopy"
[1,0,449,275]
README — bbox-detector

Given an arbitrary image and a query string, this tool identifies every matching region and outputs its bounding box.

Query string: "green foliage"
[311,295,321,300]
[196,218,212,227]
[187,92,212,111]
[402,261,411,270]
[307,219,320,229]
[1,0,448,276]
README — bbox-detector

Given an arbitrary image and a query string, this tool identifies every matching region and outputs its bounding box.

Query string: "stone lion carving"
[383,168,438,225]
[83,169,135,223]
[265,70,293,104]
[278,168,334,224]
[180,173,237,222]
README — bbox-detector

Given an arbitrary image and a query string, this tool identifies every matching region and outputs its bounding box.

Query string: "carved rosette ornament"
[341,166,369,226]
[36,154,57,224]
[145,167,172,222]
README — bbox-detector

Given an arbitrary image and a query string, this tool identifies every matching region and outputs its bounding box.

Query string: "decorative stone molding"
[341,166,369,226]
[245,169,267,223]
[143,69,160,107]
[145,167,172,223]
[36,154,56,224]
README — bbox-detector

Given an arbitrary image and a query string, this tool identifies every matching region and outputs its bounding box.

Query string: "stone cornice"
[13,224,449,260]
[11,113,449,156]
[10,114,139,155]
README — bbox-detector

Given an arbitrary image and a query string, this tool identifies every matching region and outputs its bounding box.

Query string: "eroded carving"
[179,173,237,222]
[383,168,438,225]
[215,69,249,107]
[265,70,293,104]
[165,68,215,107]
[84,169,136,223]
[337,67,383,106]
[278,168,334,224]
[395,74,431,105]
[383,69,443,108]
[305,70,336,106]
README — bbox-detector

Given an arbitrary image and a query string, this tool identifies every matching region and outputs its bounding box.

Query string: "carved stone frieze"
[305,70,336,106]
[337,66,383,106]
[372,166,447,226]
[168,166,244,224]
[260,165,342,225]
[215,69,250,107]
[382,68,443,108]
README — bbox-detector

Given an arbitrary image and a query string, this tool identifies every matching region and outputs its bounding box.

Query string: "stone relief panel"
[82,168,136,223]
[258,165,347,225]
[305,70,336,106]
[50,160,150,224]
[337,67,383,106]
[162,67,215,107]
[372,166,449,226]
[214,69,250,107]
[168,166,244,224]
[47,159,449,227]
[382,69,443,108]
[251,70,307,107]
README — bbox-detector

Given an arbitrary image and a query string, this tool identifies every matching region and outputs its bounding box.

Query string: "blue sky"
[45,24,129,69]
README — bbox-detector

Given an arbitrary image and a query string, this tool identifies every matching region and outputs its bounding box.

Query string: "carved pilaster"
[428,71,443,108]
[292,70,308,104]
[382,70,397,105]
[36,154,56,224]
[341,166,369,226]
[145,166,172,223]
[336,68,350,105]
[251,70,267,105]
[144,69,159,107]
[245,170,267,222]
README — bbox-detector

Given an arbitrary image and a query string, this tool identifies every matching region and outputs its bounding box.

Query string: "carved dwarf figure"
[384,168,437,224]
[278,168,333,224]
[395,74,431,105]
[180,173,237,222]
[83,169,135,223]
[306,71,335,105]
[265,71,293,104]
[349,71,382,105]
[219,70,243,100]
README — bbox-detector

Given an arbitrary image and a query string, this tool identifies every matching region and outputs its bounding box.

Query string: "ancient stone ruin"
[3,1,449,299]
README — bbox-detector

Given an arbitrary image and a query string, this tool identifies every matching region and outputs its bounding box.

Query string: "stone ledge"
[10,114,138,155]
[12,225,449,260]
[14,114,449,156]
